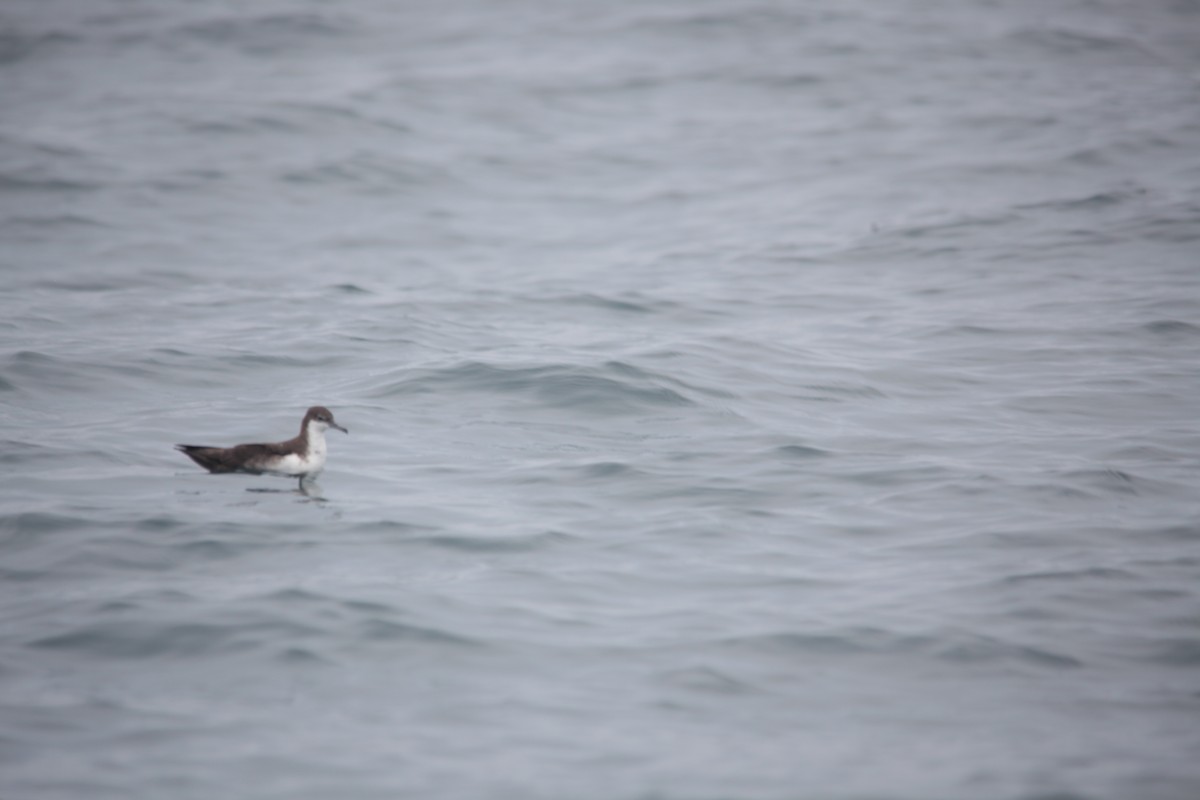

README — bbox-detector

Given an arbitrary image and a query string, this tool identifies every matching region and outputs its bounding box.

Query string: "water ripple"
[369,360,701,414]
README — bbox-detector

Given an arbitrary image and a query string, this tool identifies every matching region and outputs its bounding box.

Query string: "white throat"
[305,419,330,459]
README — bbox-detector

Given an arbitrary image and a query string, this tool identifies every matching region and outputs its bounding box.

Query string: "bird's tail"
[175,444,231,473]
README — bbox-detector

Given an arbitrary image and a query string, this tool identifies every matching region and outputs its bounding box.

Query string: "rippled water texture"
[2,1,1200,798]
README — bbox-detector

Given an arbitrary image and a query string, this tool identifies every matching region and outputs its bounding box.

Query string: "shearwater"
[175,406,348,489]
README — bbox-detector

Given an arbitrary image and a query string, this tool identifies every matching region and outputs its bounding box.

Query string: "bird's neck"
[302,420,328,455]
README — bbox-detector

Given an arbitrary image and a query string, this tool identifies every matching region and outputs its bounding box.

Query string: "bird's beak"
[332,422,348,434]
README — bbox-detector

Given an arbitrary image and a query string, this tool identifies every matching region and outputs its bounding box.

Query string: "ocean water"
[2,0,1200,798]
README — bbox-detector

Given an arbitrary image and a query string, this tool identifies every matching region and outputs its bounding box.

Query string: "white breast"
[264,425,327,477]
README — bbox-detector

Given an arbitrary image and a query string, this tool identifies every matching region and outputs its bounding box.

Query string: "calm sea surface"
[2,1,1200,798]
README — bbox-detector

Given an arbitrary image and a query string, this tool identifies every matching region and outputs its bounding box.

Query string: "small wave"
[341,598,400,615]
[3,350,172,395]
[0,567,47,583]
[260,588,340,606]
[278,100,412,134]
[628,5,835,39]
[357,619,479,647]
[659,666,759,695]
[936,639,1083,669]
[1144,525,1200,542]
[1152,638,1200,666]
[95,590,194,615]
[918,324,1005,339]
[605,359,733,399]
[536,292,664,315]
[577,461,640,479]
[1060,467,1147,497]
[746,72,825,89]
[2,351,86,389]
[173,538,263,561]
[29,617,321,659]
[171,12,355,53]
[1142,319,1200,336]
[275,647,328,665]
[370,360,698,414]
[0,511,90,540]
[132,515,187,533]
[1009,27,1153,59]
[130,346,343,376]
[25,271,188,291]
[721,628,920,656]
[1003,567,1137,585]
[400,530,574,553]
[182,115,298,137]
[280,154,434,193]
[331,283,372,295]
[0,170,99,193]
[873,212,1020,245]
[256,588,403,620]
[772,444,830,460]
[1015,186,1147,215]
[0,30,82,65]
[721,627,1083,668]
[220,352,343,369]
[9,349,59,365]
[798,382,886,401]
[1,213,110,230]
[349,519,435,536]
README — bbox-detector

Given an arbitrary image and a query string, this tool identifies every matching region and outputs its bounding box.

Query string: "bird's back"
[174,442,292,474]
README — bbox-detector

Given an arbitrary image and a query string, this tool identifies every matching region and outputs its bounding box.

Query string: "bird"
[175,406,348,490]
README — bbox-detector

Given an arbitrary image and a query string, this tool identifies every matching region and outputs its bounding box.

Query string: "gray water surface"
[2,1,1200,799]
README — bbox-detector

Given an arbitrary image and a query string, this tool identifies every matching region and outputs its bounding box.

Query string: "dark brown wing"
[175,438,298,474]
[176,445,242,473]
